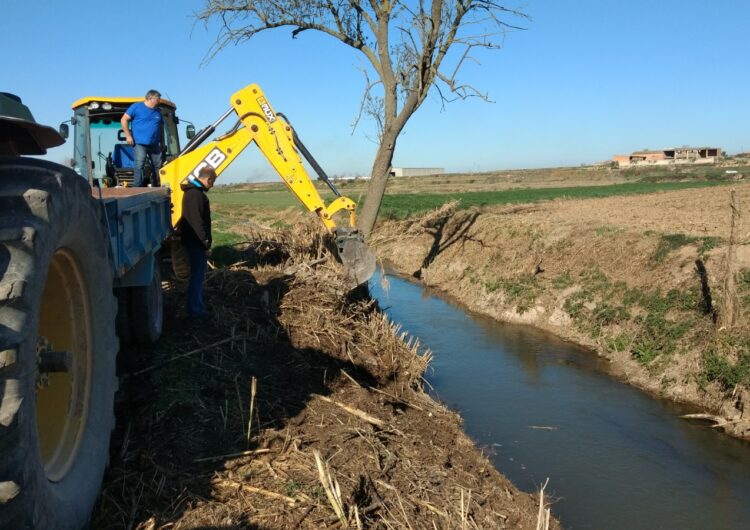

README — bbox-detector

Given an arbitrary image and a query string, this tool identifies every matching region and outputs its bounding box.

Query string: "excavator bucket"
[334,228,376,286]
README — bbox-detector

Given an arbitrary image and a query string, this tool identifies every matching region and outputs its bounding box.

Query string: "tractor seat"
[112,144,135,169]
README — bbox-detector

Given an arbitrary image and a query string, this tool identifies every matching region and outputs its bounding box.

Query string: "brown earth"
[372,182,750,440]
[92,224,557,529]
[240,158,749,196]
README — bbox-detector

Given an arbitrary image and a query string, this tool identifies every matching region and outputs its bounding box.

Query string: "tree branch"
[197,0,529,235]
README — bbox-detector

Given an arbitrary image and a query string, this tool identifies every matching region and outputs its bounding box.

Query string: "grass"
[703,353,750,389]
[281,479,304,497]
[618,164,749,182]
[484,277,540,313]
[212,177,737,221]
[551,271,574,289]
[562,268,700,362]
[651,234,721,263]
[741,268,750,307]
[699,267,750,388]
[702,333,750,389]
[378,180,733,219]
[627,287,698,363]
[210,210,247,266]
[595,225,624,236]
[211,188,307,209]
[631,313,693,364]
[606,332,632,353]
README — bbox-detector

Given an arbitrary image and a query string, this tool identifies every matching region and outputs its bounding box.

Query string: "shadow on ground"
[413,210,481,279]
[93,254,378,529]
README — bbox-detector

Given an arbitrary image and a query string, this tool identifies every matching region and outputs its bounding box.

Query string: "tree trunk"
[358,133,397,237]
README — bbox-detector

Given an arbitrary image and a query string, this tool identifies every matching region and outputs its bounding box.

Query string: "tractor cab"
[61,97,192,187]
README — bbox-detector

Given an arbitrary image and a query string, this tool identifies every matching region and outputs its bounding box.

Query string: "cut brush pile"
[93,220,557,529]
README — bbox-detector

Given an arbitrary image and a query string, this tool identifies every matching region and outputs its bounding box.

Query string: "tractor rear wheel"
[0,157,118,529]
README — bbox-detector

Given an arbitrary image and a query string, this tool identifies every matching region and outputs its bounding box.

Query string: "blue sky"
[4,0,749,183]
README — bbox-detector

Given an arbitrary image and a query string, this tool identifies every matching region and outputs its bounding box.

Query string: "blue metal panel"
[98,187,172,287]
[117,253,155,288]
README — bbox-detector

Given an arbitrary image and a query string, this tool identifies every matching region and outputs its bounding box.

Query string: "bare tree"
[198,0,527,236]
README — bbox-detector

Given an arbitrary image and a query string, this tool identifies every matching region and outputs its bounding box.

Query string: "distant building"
[613,147,722,167]
[389,167,445,177]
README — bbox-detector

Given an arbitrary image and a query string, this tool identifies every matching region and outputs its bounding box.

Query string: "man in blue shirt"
[120,89,163,187]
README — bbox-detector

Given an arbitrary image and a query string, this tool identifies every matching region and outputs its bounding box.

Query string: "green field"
[212,179,737,219]
[376,180,735,218]
[211,188,312,208]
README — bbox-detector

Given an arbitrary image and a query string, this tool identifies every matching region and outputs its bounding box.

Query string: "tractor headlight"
[88,102,100,110]
[102,102,112,110]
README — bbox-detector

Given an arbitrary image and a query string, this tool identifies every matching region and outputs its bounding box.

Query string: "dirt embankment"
[93,224,556,529]
[372,184,750,440]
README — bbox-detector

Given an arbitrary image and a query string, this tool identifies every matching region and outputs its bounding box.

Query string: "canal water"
[370,272,750,530]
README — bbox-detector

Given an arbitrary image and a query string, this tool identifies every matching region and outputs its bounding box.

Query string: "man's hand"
[205,248,212,258]
[120,114,134,145]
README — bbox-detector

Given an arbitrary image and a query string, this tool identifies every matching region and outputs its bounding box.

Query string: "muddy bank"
[371,184,750,440]
[93,223,555,529]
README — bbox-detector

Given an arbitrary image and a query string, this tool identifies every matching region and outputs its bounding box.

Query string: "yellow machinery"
[162,85,353,231]
[160,84,375,285]
[160,84,375,284]
[67,84,374,284]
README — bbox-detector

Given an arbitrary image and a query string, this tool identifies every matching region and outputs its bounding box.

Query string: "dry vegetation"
[93,221,556,529]
[372,183,750,440]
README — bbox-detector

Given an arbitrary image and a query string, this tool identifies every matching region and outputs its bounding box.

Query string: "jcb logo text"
[190,148,227,178]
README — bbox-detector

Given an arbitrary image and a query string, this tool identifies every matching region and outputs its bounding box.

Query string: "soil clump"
[372,183,750,440]
[93,223,555,529]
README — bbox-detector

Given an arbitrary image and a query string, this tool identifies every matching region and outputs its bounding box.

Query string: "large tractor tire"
[130,261,163,346]
[0,157,118,529]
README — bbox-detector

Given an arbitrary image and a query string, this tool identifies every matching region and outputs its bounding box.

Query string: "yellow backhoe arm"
[160,84,355,232]
[160,84,375,285]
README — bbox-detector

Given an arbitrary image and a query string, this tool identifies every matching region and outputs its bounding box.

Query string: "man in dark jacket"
[178,166,217,317]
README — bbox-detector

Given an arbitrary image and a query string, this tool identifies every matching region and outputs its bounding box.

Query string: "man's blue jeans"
[186,242,208,317]
[133,144,162,187]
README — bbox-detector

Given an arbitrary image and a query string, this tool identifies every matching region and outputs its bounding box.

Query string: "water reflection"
[371,271,750,530]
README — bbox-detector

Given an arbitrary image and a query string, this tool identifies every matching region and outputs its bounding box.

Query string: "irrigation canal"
[369,271,750,530]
